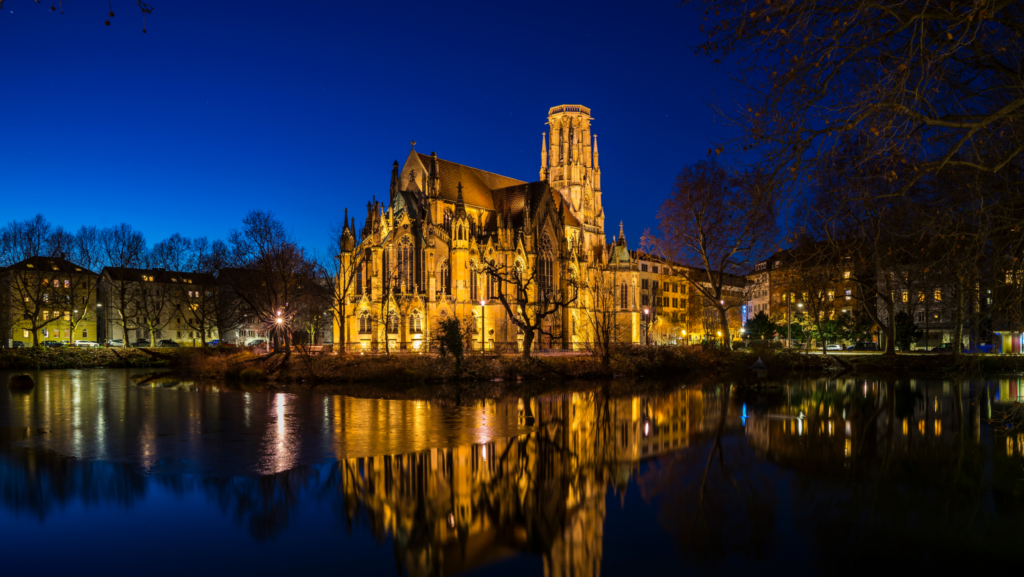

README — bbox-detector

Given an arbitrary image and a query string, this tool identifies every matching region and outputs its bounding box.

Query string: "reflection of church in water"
[329,390,722,577]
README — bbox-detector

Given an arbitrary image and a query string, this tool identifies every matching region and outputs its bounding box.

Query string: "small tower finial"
[540,132,548,181]
[410,140,416,149]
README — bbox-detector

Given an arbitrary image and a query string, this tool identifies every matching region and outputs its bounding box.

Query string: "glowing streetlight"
[479,300,486,353]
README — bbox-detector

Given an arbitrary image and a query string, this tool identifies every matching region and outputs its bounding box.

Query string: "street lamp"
[643,307,650,345]
[479,300,486,353]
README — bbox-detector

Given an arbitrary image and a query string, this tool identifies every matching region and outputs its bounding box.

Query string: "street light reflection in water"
[1,369,1024,575]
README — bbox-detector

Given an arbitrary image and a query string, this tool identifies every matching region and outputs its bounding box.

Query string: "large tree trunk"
[883,299,897,356]
[522,329,534,360]
[718,306,731,350]
[952,286,965,358]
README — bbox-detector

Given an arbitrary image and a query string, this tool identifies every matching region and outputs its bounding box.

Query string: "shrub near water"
[0,347,173,370]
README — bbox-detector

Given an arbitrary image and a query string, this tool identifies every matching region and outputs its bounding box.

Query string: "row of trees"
[1,211,337,353]
[641,1,1024,356]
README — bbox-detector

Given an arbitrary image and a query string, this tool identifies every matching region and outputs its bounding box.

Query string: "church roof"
[415,153,525,211]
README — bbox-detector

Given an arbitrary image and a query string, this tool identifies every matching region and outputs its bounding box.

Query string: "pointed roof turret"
[540,132,548,181]
[611,221,630,266]
[428,152,440,197]
[389,160,399,203]
[454,182,468,218]
[340,208,356,253]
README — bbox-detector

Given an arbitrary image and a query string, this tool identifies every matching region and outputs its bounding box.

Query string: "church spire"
[617,221,626,246]
[454,182,467,217]
[593,135,599,170]
[540,132,548,181]
[389,160,399,204]
[429,151,440,198]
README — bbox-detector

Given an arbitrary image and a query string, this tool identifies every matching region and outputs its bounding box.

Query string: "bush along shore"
[6,346,1024,394]
[165,344,1024,389]
[0,347,174,370]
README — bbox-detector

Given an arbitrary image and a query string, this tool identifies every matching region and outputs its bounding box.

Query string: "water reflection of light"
[481,445,487,462]
[258,393,298,474]
[741,403,747,426]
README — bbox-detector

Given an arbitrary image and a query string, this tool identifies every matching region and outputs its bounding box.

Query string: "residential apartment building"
[97,267,220,346]
[0,256,98,347]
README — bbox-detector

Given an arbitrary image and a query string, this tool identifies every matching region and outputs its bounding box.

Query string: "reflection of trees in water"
[1,388,712,575]
[0,427,148,519]
[11,378,1013,573]
[638,385,779,564]
[640,378,1024,571]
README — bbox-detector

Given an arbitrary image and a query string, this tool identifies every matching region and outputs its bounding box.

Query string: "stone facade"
[334,105,623,352]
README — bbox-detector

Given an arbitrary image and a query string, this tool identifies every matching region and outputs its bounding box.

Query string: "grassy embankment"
[6,346,1024,398]
[166,345,848,386]
[0,346,174,371]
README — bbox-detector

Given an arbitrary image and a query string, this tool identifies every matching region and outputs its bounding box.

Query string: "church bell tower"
[541,104,605,251]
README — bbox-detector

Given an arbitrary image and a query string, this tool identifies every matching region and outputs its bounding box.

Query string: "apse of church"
[334,104,649,353]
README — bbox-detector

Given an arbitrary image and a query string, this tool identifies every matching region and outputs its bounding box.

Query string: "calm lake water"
[2,369,1024,576]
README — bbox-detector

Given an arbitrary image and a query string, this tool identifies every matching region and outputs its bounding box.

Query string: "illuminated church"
[334,104,659,351]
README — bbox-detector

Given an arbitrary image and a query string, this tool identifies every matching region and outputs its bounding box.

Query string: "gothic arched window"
[397,236,413,293]
[358,311,372,334]
[514,260,526,302]
[409,310,423,334]
[538,236,554,298]
[443,209,453,236]
[469,261,478,302]
[620,282,628,309]
[440,259,451,295]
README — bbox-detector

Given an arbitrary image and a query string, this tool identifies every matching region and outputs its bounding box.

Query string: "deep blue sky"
[1,1,734,254]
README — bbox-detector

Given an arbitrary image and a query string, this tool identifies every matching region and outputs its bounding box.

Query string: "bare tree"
[689,0,1024,194]
[151,234,223,346]
[0,216,99,346]
[644,159,776,348]
[480,254,578,359]
[226,209,317,360]
[99,223,147,346]
[317,213,361,353]
[581,265,625,367]
[2,1,155,32]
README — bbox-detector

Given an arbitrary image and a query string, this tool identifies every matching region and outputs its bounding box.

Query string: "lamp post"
[643,307,650,345]
[480,300,486,354]
[787,290,791,348]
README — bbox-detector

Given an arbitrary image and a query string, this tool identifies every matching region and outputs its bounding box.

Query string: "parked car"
[846,342,879,351]
[40,340,64,348]
[157,339,180,348]
[930,342,966,353]
[825,343,843,351]
[74,340,99,348]
[206,339,236,347]
[131,339,151,347]
[105,339,125,347]
[247,339,267,348]
[11,341,26,349]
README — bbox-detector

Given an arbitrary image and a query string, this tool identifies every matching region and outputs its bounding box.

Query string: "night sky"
[1,1,735,255]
